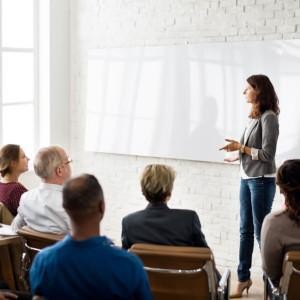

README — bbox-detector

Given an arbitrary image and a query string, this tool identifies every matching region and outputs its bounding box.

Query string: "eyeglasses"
[63,157,73,166]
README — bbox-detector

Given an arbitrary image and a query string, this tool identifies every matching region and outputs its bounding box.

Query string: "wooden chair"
[16,227,64,290]
[0,202,14,225]
[264,251,300,300]
[129,243,230,300]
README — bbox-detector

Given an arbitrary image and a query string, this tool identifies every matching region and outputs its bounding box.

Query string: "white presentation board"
[85,40,300,163]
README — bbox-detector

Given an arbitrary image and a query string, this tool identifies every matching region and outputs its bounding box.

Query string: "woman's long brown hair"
[276,159,300,226]
[247,74,280,118]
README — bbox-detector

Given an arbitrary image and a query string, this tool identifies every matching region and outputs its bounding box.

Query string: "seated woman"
[121,164,209,249]
[261,159,300,288]
[0,144,29,216]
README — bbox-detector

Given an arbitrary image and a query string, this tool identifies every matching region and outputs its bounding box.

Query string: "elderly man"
[30,174,152,299]
[11,146,71,234]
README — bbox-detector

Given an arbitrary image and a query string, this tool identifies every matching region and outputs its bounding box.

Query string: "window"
[0,0,38,157]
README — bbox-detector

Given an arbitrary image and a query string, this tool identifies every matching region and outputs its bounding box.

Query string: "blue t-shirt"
[30,235,152,300]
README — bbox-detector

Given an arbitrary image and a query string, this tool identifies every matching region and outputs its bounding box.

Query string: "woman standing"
[0,144,29,216]
[220,74,280,298]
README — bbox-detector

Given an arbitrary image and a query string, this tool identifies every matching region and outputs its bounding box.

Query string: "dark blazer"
[121,202,209,250]
[240,110,279,177]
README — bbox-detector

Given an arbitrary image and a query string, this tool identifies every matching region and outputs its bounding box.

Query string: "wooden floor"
[230,275,264,300]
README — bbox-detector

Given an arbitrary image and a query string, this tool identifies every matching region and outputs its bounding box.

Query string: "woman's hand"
[219,139,241,152]
[224,156,239,163]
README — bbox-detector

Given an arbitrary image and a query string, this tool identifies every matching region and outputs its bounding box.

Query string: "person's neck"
[1,172,20,183]
[43,177,64,185]
[70,220,101,241]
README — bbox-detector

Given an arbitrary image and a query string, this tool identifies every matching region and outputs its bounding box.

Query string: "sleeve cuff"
[251,148,259,160]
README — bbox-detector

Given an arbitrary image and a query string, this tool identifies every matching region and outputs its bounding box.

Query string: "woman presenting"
[220,74,280,298]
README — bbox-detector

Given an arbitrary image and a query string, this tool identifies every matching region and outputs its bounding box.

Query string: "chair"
[16,227,64,290]
[129,243,230,300]
[264,251,300,300]
[0,235,23,290]
[0,202,14,225]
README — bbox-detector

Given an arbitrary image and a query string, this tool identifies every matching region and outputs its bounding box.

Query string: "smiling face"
[243,82,258,104]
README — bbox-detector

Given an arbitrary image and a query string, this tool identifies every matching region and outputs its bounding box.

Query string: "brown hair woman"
[0,144,29,216]
[220,74,280,298]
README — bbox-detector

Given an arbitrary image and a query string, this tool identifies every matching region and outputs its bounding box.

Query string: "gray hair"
[34,146,65,179]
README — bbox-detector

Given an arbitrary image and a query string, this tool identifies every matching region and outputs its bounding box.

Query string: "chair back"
[280,251,300,299]
[17,226,64,260]
[0,202,14,225]
[16,226,64,290]
[129,243,219,300]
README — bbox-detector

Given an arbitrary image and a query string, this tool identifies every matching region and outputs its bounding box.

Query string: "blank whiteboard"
[85,40,300,163]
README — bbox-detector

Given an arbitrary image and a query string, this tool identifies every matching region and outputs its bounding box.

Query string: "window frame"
[0,0,39,152]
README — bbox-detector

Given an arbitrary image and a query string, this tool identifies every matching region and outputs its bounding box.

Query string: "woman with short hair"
[121,163,208,250]
[0,144,29,216]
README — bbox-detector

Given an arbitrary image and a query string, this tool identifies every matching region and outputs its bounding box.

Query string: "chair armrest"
[265,275,281,299]
[218,268,230,300]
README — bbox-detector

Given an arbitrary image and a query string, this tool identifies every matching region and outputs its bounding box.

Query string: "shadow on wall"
[186,96,223,162]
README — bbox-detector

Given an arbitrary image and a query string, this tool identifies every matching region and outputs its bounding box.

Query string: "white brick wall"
[70,0,294,273]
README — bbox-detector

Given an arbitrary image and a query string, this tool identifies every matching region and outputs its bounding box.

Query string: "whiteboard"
[85,40,300,163]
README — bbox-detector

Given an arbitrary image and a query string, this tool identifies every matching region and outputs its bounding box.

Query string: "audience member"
[11,146,71,233]
[30,174,152,300]
[122,164,209,249]
[0,144,29,216]
[261,159,300,289]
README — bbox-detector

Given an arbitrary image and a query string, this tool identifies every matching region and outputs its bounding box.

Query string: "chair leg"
[0,246,16,290]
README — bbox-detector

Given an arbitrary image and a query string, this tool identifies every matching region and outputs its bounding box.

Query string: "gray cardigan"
[240,110,279,177]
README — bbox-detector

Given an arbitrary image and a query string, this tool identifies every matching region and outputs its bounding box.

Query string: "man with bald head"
[30,174,152,299]
[11,146,71,233]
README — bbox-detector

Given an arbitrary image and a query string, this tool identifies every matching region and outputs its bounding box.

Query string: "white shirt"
[11,183,70,234]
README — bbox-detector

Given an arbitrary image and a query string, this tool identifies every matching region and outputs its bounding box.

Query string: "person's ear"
[55,166,63,177]
[99,200,105,218]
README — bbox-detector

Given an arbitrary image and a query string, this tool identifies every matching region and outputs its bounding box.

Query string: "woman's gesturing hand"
[219,139,241,152]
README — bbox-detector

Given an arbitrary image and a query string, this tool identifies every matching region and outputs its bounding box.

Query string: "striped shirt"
[0,182,27,216]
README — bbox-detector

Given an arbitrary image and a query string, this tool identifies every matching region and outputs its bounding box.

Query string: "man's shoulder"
[33,239,65,267]
[102,245,142,268]
[19,188,37,204]
[122,209,147,222]
[169,208,198,217]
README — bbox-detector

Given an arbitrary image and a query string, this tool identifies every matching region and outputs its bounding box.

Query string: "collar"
[65,235,114,247]
[146,202,169,209]
[40,182,63,191]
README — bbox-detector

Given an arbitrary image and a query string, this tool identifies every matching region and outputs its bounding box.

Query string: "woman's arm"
[255,113,279,162]
[261,214,283,282]
[220,113,279,162]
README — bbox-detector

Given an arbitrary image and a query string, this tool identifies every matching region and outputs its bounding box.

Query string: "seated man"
[11,146,71,234]
[122,164,209,249]
[30,174,152,300]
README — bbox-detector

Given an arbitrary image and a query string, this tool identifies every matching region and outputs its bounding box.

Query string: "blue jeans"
[237,177,275,282]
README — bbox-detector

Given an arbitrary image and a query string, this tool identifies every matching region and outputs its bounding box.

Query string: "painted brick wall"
[69,0,296,273]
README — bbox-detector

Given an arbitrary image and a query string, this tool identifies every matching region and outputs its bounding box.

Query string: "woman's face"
[243,82,258,104]
[15,148,29,174]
